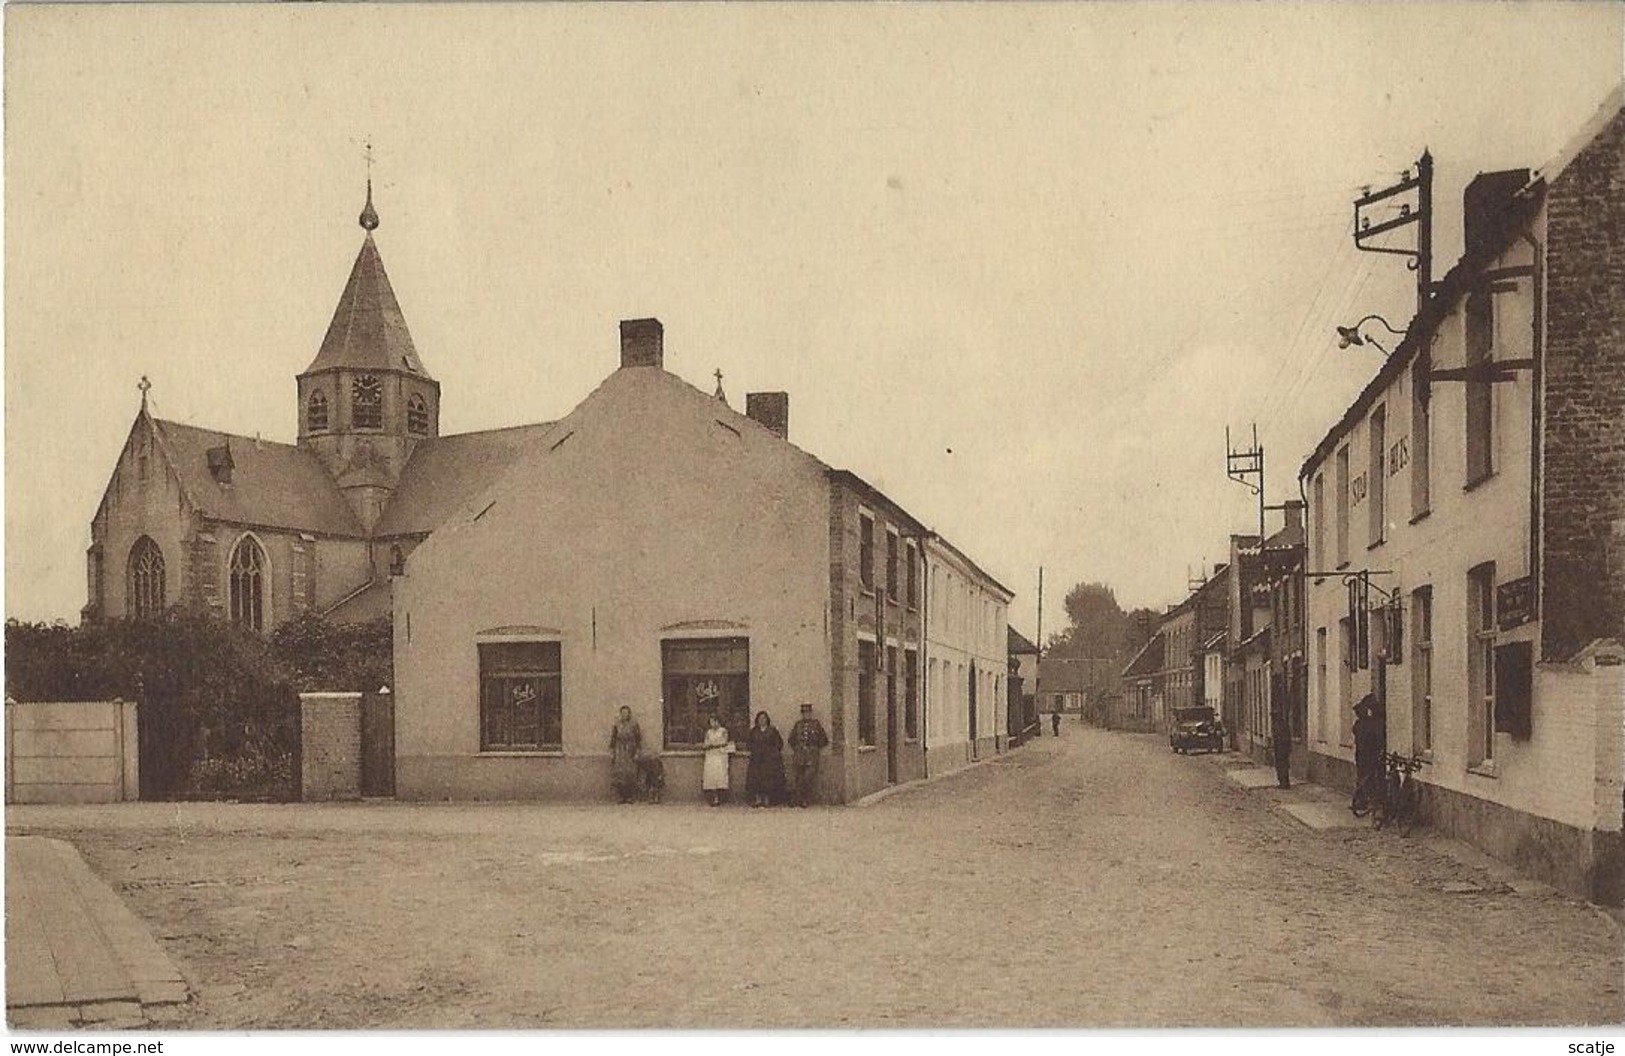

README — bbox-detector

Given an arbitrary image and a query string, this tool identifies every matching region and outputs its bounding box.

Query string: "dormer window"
[352,375,382,430]
[307,389,329,433]
[407,393,429,436]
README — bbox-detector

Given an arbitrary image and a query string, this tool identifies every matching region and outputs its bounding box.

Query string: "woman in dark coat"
[745,710,786,808]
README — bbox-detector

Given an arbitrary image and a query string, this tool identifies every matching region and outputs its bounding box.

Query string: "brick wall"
[1542,105,1625,661]
[299,692,361,801]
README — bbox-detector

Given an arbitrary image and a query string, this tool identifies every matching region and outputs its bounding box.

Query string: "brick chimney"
[1282,499,1305,535]
[745,391,789,439]
[620,318,663,370]
[1463,169,1530,258]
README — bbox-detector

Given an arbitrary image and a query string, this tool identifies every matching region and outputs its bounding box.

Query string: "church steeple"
[296,175,441,533]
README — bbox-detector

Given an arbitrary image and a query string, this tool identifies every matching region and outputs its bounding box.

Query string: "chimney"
[620,318,663,370]
[1462,169,1530,258]
[745,391,790,440]
[1282,499,1306,534]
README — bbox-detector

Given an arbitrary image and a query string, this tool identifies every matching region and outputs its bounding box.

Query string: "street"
[8,727,1621,1029]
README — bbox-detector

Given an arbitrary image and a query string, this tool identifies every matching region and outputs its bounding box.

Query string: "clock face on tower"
[352,375,383,429]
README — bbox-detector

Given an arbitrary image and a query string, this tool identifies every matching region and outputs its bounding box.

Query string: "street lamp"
[1335,314,1406,358]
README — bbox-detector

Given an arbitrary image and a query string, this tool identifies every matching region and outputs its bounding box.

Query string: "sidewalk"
[1193,748,1580,899]
[5,836,189,1029]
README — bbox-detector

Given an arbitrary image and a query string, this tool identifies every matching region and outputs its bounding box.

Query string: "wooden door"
[360,692,396,798]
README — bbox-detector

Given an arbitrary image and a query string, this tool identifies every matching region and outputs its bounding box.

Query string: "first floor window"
[859,515,875,591]
[903,649,919,740]
[228,535,266,631]
[1468,563,1497,766]
[1412,586,1433,752]
[1337,618,1353,747]
[479,641,562,751]
[857,639,877,746]
[1314,629,1328,744]
[128,536,165,619]
[663,637,750,750]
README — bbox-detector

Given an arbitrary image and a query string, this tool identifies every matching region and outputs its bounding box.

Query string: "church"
[83,186,552,630]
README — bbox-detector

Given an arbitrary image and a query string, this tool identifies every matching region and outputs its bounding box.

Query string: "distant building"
[923,536,1015,773]
[1300,91,1625,904]
[1119,632,1165,733]
[1007,626,1040,742]
[1038,657,1118,717]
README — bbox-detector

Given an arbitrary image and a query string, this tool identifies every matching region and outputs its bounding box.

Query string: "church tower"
[296,180,440,532]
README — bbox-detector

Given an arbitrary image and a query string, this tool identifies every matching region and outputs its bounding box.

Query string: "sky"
[5,2,1622,641]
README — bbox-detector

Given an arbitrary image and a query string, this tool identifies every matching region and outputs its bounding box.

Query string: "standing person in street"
[701,714,732,807]
[1051,707,1062,737]
[745,710,787,808]
[1270,675,1292,790]
[1351,694,1383,812]
[787,703,829,807]
[609,705,642,804]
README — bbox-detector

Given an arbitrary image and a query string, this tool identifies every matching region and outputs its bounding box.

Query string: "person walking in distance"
[786,703,829,807]
[1051,707,1062,737]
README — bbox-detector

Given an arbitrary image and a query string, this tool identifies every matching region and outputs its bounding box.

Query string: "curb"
[849,742,1022,808]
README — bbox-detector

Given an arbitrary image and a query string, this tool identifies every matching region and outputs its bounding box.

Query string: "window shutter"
[1493,640,1533,739]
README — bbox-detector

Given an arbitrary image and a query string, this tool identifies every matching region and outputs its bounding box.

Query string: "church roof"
[374,422,558,537]
[150,418,365,536]
[302,234,432,379]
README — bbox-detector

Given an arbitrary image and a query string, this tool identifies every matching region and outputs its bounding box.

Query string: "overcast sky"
[5,3,1622,639]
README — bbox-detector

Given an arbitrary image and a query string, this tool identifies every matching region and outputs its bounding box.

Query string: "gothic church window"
[128,537,165,620]
[407,393,428,436]
[352,375,383,430]
[229,535,267,631]
[307,389,329,433]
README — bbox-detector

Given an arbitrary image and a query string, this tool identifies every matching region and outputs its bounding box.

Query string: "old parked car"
[1170,706,1224,754]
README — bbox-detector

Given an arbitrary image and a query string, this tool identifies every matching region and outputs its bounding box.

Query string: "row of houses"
[81,185,1028,806]
[1121,91,1625,905]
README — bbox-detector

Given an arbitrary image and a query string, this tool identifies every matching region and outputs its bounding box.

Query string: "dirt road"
[9,727,1621,1027]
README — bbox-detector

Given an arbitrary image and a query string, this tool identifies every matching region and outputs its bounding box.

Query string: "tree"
[1045,581,1129,660]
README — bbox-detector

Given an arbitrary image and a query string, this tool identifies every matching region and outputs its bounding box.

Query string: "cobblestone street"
[8,727,1621,1029]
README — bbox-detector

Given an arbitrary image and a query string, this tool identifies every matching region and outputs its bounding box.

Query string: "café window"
[479,640,562,752]
[662,637,750,750]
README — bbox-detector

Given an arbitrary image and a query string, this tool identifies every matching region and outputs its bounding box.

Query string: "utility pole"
[1034,566,1043,741]
[1354,149,1434,315]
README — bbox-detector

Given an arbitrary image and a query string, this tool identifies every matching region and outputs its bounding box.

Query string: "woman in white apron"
[701,715,732,806]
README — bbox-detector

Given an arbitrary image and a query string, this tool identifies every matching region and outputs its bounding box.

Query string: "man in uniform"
[787,703,829,808]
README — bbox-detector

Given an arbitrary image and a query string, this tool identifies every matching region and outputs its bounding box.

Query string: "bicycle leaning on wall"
[1370,751,1428,835]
